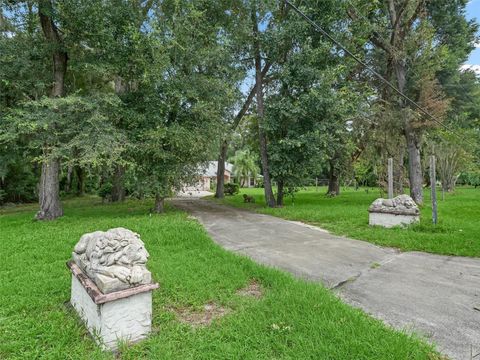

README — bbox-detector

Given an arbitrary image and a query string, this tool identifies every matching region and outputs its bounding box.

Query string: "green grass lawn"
[0,197,439,359]
[211,186,480,258]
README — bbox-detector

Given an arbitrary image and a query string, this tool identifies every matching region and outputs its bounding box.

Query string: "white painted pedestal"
[369,211,419,228]
[67,261,158,351]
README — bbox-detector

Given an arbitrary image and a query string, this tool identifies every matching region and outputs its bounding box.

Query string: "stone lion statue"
[369,194,419,215]
[72,227,152,293]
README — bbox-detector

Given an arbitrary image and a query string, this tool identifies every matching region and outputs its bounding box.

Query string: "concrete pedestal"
[67,261,158,351]
[369,211,419,228]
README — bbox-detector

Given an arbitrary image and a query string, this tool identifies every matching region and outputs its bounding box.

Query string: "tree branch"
[141,0,154,18]
[346,6,391,53]
[232,62,272,130]
[404,0,426,35]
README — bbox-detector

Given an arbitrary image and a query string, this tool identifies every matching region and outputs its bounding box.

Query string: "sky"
[466,0,480,65]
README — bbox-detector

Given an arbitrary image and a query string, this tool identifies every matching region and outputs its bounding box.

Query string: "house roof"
[201,161,233,177]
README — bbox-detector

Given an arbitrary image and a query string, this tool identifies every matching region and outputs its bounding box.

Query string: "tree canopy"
[0,0,478,216]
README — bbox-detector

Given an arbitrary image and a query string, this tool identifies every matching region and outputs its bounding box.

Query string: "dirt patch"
[171,302,231,327]
[236,280,263,299]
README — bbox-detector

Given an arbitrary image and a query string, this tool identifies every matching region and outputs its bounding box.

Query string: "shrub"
[224,182,239,196]
[458,171,480,187]
[468,172,480,188]
[98,182,113,202]
[254,178,264,188]
[0,158,37,203]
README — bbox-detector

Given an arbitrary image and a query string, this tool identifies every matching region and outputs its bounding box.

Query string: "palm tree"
[229,150,259,187]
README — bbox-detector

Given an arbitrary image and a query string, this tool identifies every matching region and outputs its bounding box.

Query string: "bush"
[0,158,38,203]
[254,178,264,188]
[458,171,480,187]
[98,182,113,202]
[224,182,239,196]
[468,172,480,188]
[210,179,216,191]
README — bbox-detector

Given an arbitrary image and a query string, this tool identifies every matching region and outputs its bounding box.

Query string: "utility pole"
[388,158,394,199]
[430,155,438,225]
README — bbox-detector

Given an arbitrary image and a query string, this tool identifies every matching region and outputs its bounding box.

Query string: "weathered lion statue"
[369,194,419,215]
[72,227,152,293]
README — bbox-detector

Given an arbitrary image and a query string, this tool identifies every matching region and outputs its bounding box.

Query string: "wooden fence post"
[388,158,393,199]
[430,155,438,225]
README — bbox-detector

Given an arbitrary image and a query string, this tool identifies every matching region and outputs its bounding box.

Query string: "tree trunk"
[215,140,228,199]
[394,56,423,205]
[65,165,73,193]
[36,159,63,220]
[252,5,275,208]
[154,194,165,213]
[393,147,405,195]
[75,166,85,196]
[276,180,284,207]
[441,182,448,194]
[111,74,127,203]
[213,62,271,199]
[111,164,125,202]
[114,76,128,95]
[405,125,424,204]
[327,161,340,197]
[256,88,276,207]
[37,0,67,221]
[39,2,67,98]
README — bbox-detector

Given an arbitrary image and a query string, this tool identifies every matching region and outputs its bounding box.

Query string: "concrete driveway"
[172,198,480,360]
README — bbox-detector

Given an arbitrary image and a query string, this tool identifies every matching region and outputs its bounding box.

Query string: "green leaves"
[1,94,126,166]
[230,149,259,181]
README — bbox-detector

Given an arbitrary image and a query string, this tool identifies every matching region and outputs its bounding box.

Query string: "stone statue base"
[67,261,158,351]
[369,211,419,228]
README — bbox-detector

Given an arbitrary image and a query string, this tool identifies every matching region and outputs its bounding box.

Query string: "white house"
[189,161,234,192]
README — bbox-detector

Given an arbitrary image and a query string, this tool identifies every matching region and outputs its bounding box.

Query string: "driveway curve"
[172,198,480,360]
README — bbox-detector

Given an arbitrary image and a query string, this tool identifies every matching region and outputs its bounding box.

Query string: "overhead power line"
[284,0,475,146]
